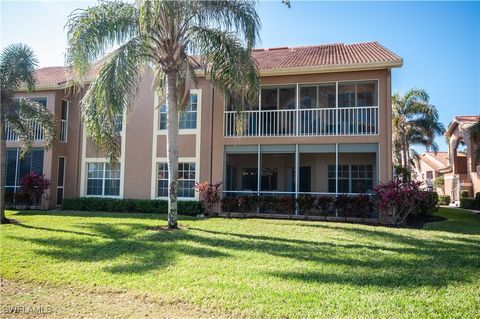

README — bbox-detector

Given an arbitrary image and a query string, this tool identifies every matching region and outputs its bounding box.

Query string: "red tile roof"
[454,115,480,123]
[424,151,449,167]
[31,42,402,87]
[34,66,68,86]
[251,42,402,70]
[445,115,480,136]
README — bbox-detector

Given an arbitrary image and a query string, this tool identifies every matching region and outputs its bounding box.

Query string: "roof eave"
[194,60,403,77]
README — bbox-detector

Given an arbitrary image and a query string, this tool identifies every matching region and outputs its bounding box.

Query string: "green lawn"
[1,208,479,318]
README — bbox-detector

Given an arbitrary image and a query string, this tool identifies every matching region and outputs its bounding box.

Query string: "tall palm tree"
[392,88,445,179]
[66,0,260,229]
[0,43,57,224]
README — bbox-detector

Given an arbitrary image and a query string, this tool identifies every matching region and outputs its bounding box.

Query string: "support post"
[295,144,299,215]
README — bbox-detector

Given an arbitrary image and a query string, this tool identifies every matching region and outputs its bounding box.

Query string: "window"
[60,100,68,142]
[261,86,296,110]
[338,81,378,107]
[4,148,44,193]
[328,164,373,193]
[57,157,65,205]
[86,162,120,196]
[114,114,123,132]
[157,162,196,198]
[300,86,317,109]
[300,84,336,109]
[351,165,374,193]
[427,171,434,179]
[159,93,198,130]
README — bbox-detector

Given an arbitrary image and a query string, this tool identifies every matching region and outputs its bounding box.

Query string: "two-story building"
[5,42,402,209]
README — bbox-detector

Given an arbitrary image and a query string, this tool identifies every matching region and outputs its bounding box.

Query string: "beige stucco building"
[5,42,403,208]
[413,116,480,204]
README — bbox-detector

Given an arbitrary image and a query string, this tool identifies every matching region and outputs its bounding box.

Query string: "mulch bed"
[146,225,189,232]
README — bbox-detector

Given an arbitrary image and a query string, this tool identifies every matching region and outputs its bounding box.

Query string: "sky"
[1,1,479,151]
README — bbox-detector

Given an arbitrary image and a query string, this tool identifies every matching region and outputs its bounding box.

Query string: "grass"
[1,207,479,318]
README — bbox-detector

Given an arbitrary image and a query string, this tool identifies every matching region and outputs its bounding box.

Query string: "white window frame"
[60,99,69,143]
[85,162,121,198]
[56,156,66,206]
[155,160,198,200]
[158,93,199,135]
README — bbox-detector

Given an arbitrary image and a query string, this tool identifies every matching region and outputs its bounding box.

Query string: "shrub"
[416,191,439,218]
[461,191,470,198]
[374,178,429,225]
[333,194,353,218]
[18,172,50,205]
[298,195,315,215]
[433,176,445,194]
[350,194,374,218]
[221,197,238,213]
[438,195,451,206]
[61,197,202,216]
[460,198,475,210]
[195,182,222,216]
[314,196,334,216]
[279,196,296,214]
[475,192,480,210]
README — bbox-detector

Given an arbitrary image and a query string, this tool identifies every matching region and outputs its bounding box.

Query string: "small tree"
[433,175,445,195]
[374,178,427,225]
[194,182,222,216]
[18,172,50,206]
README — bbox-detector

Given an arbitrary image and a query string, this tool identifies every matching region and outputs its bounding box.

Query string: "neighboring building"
[442,116,480,203]
[413,151,450,191]
[413,116,480,204]
[5,42,403,209]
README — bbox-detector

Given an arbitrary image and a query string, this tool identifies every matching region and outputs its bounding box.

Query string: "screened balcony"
[224,80,379,137]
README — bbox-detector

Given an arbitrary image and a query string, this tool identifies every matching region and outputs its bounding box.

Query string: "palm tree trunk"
[166,71,179,229]
[0,107,8,224]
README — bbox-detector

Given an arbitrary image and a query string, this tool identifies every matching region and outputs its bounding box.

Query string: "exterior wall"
[7,67,395,207]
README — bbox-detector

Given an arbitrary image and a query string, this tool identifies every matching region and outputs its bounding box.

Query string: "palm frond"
[190,26,259,108]
[81,37,149,161]
[7,99,57,157]
[192,0,261,49]
[65,0,139,77]
[0,43,38,104]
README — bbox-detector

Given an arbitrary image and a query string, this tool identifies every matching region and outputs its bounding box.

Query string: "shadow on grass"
[11,210,173,220]
[7,209,480,288]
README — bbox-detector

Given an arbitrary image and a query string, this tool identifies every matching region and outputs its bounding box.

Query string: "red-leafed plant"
[18,172,50,205]
[194,182,222,216]
[374,178,427,225]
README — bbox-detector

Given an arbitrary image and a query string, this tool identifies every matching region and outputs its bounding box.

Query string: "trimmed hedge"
[475,192,480,210]
[460,198,475,210]
[222,194,376,218]
[61,197,202,216]
[438,195,451,206]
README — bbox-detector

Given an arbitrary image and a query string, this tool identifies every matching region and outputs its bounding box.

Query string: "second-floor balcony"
[5,120,45,142]
[225,106,378,137]
[224,81,380,138]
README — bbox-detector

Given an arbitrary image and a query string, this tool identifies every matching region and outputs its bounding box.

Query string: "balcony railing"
[224,106,378,137]
[4,120,45,142]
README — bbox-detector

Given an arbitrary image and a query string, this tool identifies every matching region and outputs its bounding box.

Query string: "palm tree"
[392,88,445,180]
[0,44,57,224]
[66,0,260,229]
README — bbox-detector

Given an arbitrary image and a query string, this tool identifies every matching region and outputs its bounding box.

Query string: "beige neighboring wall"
[123,73,155,199]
